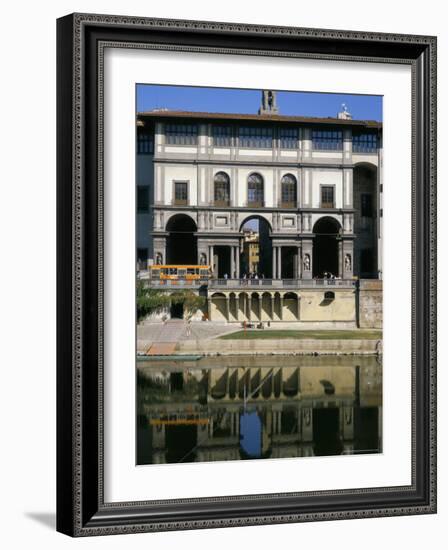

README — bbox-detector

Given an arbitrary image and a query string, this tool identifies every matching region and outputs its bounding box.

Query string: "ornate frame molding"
[56,13,437,536]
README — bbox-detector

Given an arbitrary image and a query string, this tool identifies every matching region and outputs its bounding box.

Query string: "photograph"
[54,9,436,536]
[135,85,383,465]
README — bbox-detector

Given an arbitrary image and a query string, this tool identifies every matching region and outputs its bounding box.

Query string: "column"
[247,295,252,321]
[279,294,284,320]
[277,247,282,279]
[272,246,277,280]
[296,246,302,279]
[209,245,214,274]
[342,405,354,441]
[225,295,230,321]
[270,293,275,320]
[338,240,343,278]
[230,246,235,279]
[236,243,240,279]
[207,297,212,321]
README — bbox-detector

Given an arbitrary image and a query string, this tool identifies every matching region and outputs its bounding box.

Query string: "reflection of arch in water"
[312,216,341,277]
[283,368,300,397]
[313,408,343,456]
[165,213,197,264]
[239,411,262,458]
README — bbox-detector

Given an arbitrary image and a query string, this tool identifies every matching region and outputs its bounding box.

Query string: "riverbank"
[176,337,381,355]
[219,329,382,340]
[137,320,382,356]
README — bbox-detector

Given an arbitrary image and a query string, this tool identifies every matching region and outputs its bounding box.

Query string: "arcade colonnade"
[208,291,300,322]
[153,212,355,280]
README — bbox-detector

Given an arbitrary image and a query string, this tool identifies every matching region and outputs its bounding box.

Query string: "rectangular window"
[312,129,343,151]
[361,193,373,217]
[165,123,198,145]
[279,128,298,149]
[212,125,232,147]
[321,186,335,208]
[137,187,149,212]
[239,126,273,148]
[174,181,188,205]
[353,131,378,153]
[137,132,154,154]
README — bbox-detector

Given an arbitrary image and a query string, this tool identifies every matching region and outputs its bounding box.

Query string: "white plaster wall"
[163,164,198,205]
[239,148,273,157]
[279,150,298,158]
[312,151,343,160]
[311,169,343,208]
[163,146,198,155]
[234,167,275,207]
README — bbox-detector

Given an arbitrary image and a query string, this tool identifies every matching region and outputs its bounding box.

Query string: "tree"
[136,282,205,323]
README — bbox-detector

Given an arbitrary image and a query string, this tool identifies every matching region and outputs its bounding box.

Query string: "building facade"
[136,91,382,325]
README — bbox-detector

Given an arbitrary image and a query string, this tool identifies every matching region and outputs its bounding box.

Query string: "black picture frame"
[56,13,437,536]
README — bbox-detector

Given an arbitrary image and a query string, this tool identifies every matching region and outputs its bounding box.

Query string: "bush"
[136,283,205,322]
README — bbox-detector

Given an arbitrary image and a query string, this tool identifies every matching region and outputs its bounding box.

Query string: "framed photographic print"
[56,13,437,536]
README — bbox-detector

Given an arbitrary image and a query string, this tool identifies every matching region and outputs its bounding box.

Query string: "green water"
[137,354,382,465]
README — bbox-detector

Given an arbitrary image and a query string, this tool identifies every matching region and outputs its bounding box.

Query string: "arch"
[237,291,249,322]
[165,211,196,231]
[210,292,228,322]
[250,292,261,321]
[320,290,335,307]
[283,292,299,321]
[239,214,272,233]
[353,162,378,278]
[261,291,273,321]
[240,215,273,278]
[312,217,341,278]
[280,173,297,208]
[165,214,197,265]
[247,172,264,207]
[228,292,238,321]
[213,171,231,206]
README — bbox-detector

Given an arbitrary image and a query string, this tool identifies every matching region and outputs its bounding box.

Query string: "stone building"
[136,91,382,326]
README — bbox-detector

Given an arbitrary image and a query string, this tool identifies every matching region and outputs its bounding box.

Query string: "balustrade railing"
[142,277,356,288]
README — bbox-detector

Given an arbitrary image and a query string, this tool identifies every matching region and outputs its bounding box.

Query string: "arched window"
[247,173,264,207]
[214,172,231,206]
[281,174,297,208]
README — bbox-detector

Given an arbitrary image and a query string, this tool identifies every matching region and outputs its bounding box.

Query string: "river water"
[137,354,382,465]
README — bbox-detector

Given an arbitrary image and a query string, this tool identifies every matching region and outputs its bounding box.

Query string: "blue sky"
[137,84,382,121]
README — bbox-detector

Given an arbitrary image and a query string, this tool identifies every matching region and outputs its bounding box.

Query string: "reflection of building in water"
[137,362,382,465]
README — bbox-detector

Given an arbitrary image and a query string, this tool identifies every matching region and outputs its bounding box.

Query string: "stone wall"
[300,289,356,323]
[177,338,380,355]
[358,279,383,329]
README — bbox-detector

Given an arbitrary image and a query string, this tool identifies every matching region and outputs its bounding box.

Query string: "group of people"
[222,272,266,280]
[315,272,341,280]
[241,272,265,280]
